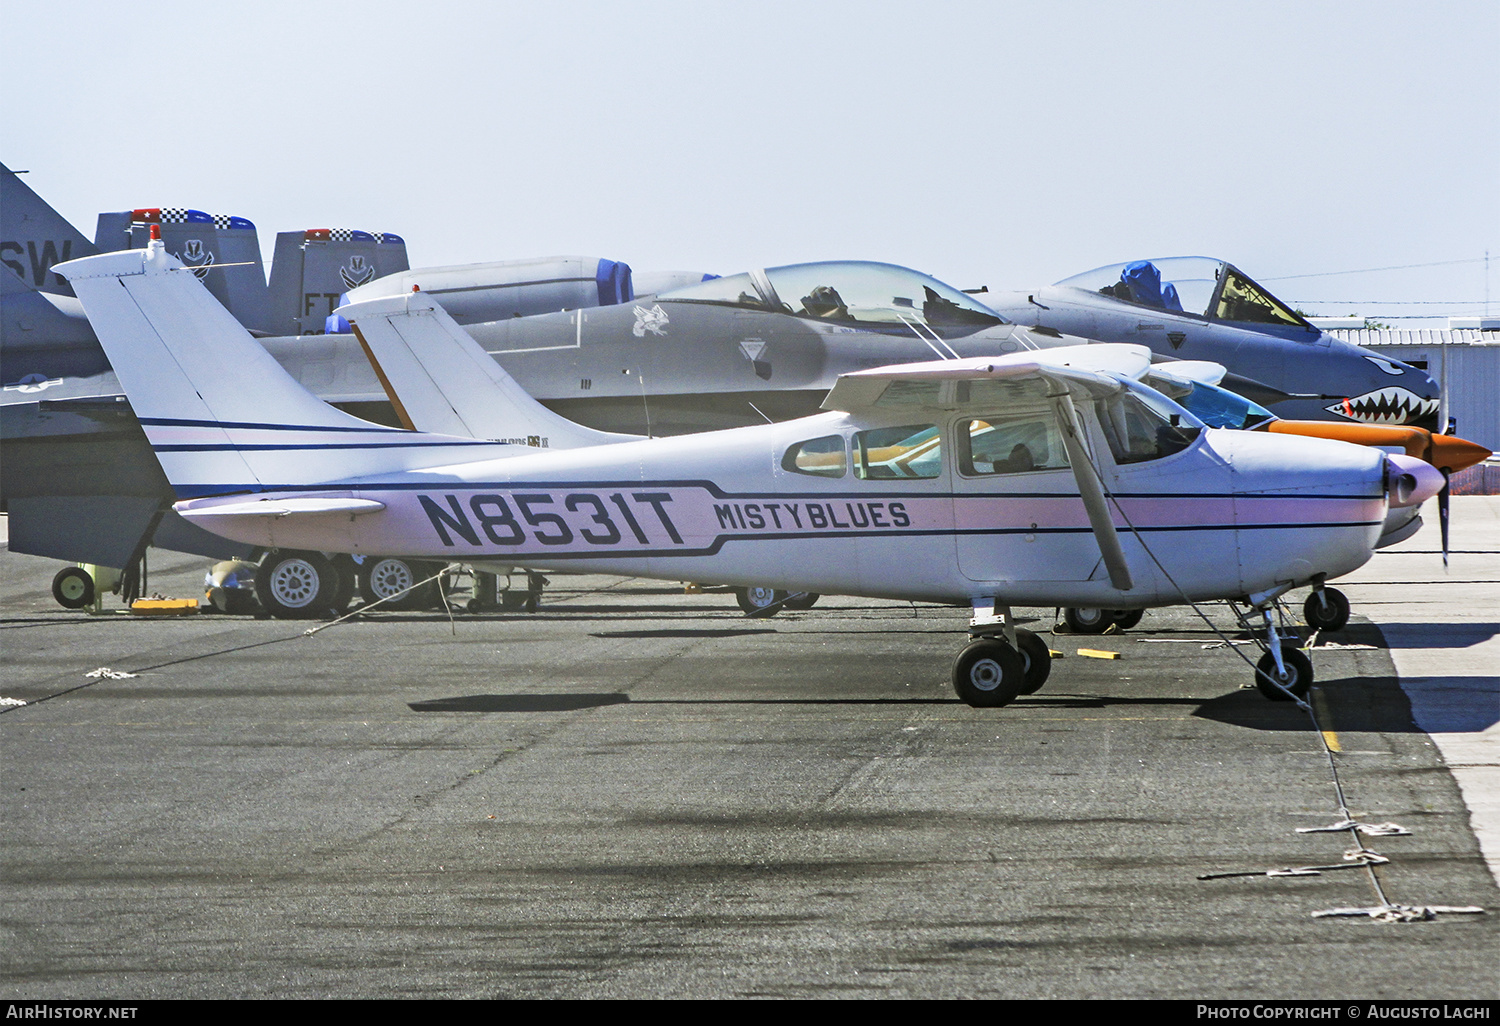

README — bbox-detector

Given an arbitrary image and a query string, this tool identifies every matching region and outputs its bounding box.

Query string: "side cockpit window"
[1097,392,1201,465]
[853,425,942,479]
[960,416,1069,476]
[782,435,847,478]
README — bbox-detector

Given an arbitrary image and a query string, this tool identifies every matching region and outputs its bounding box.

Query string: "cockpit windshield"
[1175,379,1276,430]
[660,261,1006,333]
[1055,257,1311,330]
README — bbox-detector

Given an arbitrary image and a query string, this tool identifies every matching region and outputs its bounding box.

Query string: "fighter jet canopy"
[660,261,1006,332]
[1057,257,1313,334]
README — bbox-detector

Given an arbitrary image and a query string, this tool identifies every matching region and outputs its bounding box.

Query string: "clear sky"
[4,0,1496,323]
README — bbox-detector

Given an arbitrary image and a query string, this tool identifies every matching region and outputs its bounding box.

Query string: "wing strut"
[1050,389,1133,591]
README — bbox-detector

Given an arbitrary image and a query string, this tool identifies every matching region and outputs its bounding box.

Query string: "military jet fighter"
[984,257,1442,429]
[58,239,1444,706]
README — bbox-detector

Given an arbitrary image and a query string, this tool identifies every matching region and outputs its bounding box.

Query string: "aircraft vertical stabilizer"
[265,228,409,337]
[94,207,271,331]
[1,163,99,296]
[340,292,640,448]
[55,243,495,496]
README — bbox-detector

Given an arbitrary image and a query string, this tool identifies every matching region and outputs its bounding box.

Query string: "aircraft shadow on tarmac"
[406,692,1310,715]
[589,628,780,639]
[1367,621,1500,650]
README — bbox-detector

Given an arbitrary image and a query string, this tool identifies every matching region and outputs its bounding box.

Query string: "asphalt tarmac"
[2,521,1497,999]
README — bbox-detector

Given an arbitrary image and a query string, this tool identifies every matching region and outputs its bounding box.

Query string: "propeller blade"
[1050,392,1133,591]
[1438,470,1451,569]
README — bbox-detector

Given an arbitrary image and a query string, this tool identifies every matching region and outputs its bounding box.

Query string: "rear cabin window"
[853,424,942,479]
[782,434,847,478]
[960,416,1069,476]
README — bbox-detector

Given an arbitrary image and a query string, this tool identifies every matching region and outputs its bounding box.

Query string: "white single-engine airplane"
[58,239,1444,707]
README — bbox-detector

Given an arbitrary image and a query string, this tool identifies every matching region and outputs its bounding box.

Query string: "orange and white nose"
[1386,454,1445,508]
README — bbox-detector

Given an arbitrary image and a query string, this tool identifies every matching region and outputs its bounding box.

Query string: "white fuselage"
[174,410,1389,609]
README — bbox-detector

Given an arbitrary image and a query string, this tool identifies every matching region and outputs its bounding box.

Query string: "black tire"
[1063,606,1112,634]
[952,639,1027,708]
[1111,609,1144,631]
[1013,628,1053,694]
[52,566,95,609]
[358,557,437,610]
[1255,645,1314,701]
[1303,588,1350,632]
[783,592,820,611]
[255,550,341,619]
[735,586,787,616]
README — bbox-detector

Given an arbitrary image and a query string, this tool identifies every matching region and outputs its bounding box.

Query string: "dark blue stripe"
[165,479,1384,502]
[140,416,404,434]
[153,441,501,453]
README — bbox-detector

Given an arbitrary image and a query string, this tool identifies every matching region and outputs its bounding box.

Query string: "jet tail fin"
[1,163,98,296]
[55,243,500,497]
[340,292,640,449]
[94,207,272,331]
[265,228,409,336]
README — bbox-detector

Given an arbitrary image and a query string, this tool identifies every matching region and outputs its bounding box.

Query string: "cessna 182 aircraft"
[56,239,1444,706]
[341,297,1488,631]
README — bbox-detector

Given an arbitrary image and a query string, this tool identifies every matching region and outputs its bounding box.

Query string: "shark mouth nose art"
[1326,387,1440,425]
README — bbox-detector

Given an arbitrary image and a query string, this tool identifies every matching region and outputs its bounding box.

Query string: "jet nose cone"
[1385,453,1446,508]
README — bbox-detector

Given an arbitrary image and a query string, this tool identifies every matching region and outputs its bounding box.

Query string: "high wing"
[339,292,640,448]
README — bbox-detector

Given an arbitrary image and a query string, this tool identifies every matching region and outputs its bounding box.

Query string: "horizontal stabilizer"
[177,496,387,520]
[339,292,640,449]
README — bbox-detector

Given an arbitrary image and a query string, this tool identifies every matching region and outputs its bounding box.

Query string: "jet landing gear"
[953,601,1052,708]
[734,587,819,617]
[1061,607,1143,633]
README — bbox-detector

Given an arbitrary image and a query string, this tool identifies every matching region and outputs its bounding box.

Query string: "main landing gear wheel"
[783,592,820,610]
[1062,607,1110,633]
[255,550,341,619]
[1111,609,1144,630]
[52,566,95,609]
[1255,645,1314,702]
[736,586,787,616]
[359,557,439,611]
[1303,588,1350,632]
[952,639,1027,708]
[1013,628,1052,695]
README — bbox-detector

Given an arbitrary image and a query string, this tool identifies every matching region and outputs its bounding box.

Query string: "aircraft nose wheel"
[1255,645,1314,701]
[1303,587,1350,632]
[952,639,1027,707]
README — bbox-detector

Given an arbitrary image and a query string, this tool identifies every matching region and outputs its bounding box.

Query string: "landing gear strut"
[1240,594,1316,701]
